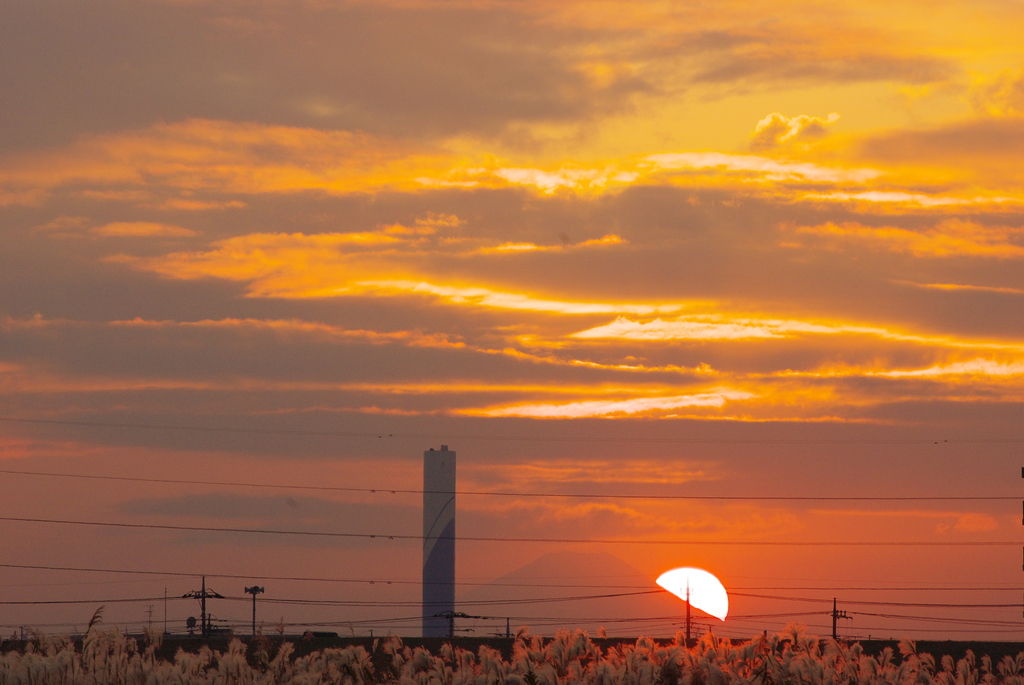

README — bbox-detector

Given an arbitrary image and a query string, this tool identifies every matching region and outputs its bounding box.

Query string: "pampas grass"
[0,623,1020,685]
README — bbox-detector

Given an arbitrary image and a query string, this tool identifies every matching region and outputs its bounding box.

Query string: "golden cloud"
[480,234,624,254]
[0,117,932,206]
[893,280,1024,295]
[751,112,840,151]
[872,359,1024,377]
[355,281,682,314]
[572,315,933,345]
[645,152,879,183]
[953,513,999,532]
[0,118,455,198]
[461,388,756,418]
[459,459,714,487]
[92,221,197,237]
[969,69,1024,116]
[801,191,1022,208]
[790,219,1024,257]
[112,231,679,311]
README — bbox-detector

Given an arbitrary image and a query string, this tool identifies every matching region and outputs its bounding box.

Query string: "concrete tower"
[422,445,456,637]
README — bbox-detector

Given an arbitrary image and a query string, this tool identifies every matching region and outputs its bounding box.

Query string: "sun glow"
[656,567,729,621]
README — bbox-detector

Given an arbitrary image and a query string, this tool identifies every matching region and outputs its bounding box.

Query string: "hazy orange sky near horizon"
[1,0,1023,641]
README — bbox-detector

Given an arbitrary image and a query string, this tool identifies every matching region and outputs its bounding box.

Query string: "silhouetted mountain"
[457,551,707,637]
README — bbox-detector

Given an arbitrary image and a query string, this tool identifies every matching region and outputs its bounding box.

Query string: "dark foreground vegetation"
[0,624,1021,685]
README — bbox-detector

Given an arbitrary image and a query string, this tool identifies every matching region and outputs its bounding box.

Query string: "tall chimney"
[422,445,456,637]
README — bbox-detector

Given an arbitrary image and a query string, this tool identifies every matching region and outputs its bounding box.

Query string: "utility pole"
[434,611,484,638]
[202,577,207,637]
[685,581,691,645]
[146,605,154,632]
[164,588,168,635]
[244,585,265,636]
[183,576,224,638]
[831,598,851,639]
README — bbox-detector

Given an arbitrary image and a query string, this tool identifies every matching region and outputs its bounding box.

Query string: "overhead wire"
[1,590,1018,613]
[0,468,1012,502]
[3,563,1021,594]
[0,596,188,606]
[4,416,1021,445]
[730,592,1021,607]
[2,416,1020,638]
[1,516,1019,546]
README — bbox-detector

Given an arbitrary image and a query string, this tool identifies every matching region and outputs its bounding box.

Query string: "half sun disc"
[656,567,729,621]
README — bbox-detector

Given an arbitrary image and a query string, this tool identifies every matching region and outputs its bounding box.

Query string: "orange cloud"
[953,513,999,532]
[790,219,1024,257]
[801,191,1021,208]
[811,508,1000,534]
[489,166,640,193]
[872,359,1024,378]
[7,115,1020,223]
[9,313,1024,420]
[751,112,840,151]
[459,459,715,487]
[111,231,406,294]
[569,314,1024,350]
[645,152,879,183]
[113,232,684,310]
[481,234,624,254]
[969,69,1024,116]
[351,281,682,314]
[0,118,456,198]
[894,281,1024,295]
[0,117,945,207]
[461,388,756,418]
[5,314,465,349]
[91,221,197,237]
[31,215,93,235]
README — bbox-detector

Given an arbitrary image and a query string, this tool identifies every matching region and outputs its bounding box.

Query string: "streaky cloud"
[462,388,755,418]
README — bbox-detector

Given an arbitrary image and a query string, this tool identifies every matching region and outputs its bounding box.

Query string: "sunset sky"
[1,0,1023,640]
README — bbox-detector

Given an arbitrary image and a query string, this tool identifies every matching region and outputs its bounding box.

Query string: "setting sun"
[656,567,730,621]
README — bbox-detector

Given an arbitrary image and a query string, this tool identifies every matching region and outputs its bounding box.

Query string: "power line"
[731,592,1020,607]
[0,593,740,610]
[776,622,1024,636]
[2,563,1020,593]
[1,516,1020,546]
[249,590,661,608]
[733,586,1024,591]
[3,416,1020,445]
[0,468,1011,502]
[850,611,1023,626]
[0,596,186,606]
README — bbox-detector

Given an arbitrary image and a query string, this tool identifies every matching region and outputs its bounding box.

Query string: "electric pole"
[685,581,691,645]
[434,611,485,638]
[183,576,224,638]
[245,585,265,636]
[831,598,851,639]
